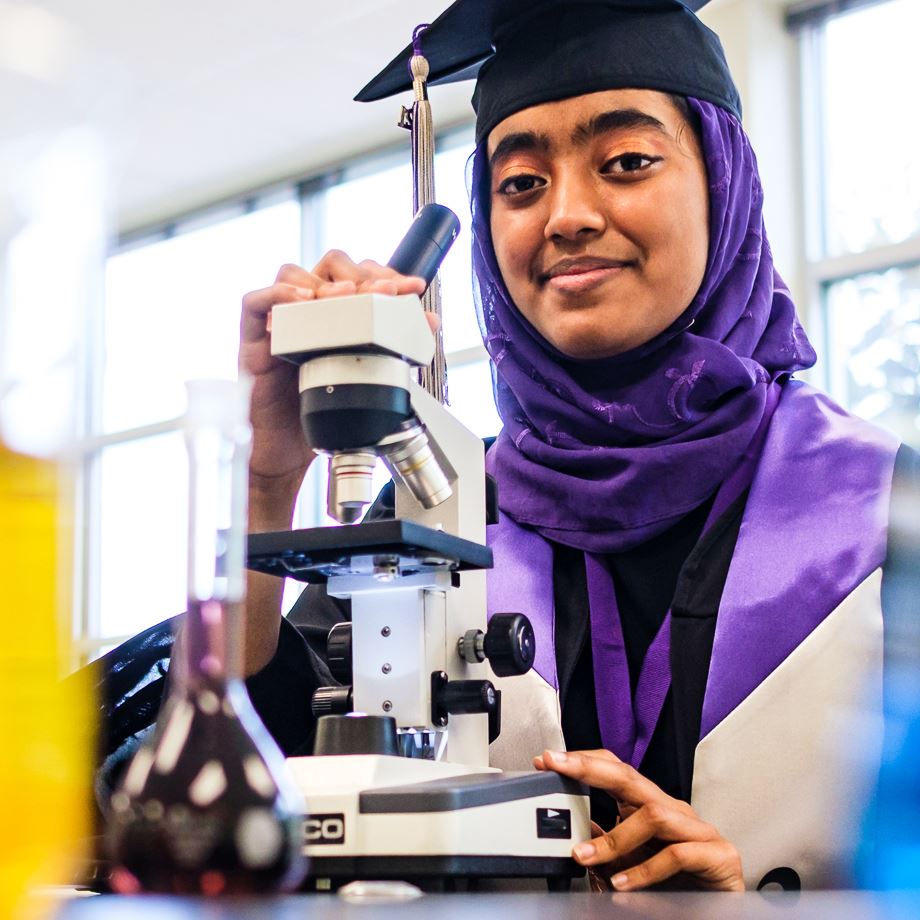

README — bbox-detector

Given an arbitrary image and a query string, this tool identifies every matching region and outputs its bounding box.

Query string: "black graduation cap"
[356,0,741,143]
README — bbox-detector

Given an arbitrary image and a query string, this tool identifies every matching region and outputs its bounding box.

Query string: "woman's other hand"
[535,748,744,892]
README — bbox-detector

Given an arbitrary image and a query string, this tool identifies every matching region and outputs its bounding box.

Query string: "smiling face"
[487,89,710,360]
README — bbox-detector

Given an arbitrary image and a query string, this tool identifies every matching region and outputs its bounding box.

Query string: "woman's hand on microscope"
[534,748,744,892]
[240,253,430,530]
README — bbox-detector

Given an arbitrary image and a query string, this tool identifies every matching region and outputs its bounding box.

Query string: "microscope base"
[304,855,582,890]
[287,755,590,886]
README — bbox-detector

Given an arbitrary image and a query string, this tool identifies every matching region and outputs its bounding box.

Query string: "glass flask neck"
[182,379,252,689]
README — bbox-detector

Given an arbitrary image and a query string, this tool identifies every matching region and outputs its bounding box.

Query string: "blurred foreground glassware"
[0,6,104,914]
[0,450,91,917]
[107,379,307,894]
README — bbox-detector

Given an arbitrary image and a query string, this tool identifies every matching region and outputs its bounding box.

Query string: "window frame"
[793,0,920,397]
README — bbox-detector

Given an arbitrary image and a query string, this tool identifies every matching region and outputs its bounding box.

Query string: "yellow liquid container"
[0,444,91,917]
[2,14,107,910]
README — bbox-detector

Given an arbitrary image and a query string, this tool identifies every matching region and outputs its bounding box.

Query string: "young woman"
[96,0,914,892]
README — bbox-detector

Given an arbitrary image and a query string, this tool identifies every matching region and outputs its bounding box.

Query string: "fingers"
[608,839,744,892]
[537,749,665,810]
[535,748,620,770]
[286,255,426,300]
[276,254,425,294]
[311,250,367,283]
[241,282,316,345]
[243,254,429,350]
[312,251,426,295]
[574,801,717,867]
[275,262,320,287]
[534,747,742,891]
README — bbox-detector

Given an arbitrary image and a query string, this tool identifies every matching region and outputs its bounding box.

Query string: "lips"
[539,256,635,294]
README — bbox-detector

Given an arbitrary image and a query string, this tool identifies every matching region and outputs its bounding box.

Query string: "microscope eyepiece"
[387,203,460,289]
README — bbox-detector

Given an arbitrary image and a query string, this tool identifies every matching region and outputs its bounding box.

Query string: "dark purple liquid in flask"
[107,379,307,894]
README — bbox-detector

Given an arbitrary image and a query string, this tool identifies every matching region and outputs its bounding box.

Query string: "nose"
[543,171,606,242]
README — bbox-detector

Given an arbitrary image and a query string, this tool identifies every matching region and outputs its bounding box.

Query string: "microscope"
[247,204,589,887]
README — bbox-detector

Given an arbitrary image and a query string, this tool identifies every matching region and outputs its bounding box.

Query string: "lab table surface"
[52,890,920,920]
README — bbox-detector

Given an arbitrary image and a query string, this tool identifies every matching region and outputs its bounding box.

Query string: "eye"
[495,174,546,197]
[602,153,662,176]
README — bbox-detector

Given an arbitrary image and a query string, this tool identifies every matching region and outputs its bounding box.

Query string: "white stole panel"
[691,569,884,889]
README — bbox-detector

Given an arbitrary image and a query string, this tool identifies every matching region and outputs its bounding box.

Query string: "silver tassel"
[402,27,448,406]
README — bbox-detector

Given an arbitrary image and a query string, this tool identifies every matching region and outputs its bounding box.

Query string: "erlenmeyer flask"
[107,378,307,894]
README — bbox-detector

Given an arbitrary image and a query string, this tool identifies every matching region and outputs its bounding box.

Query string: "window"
[81,128,498,660]
[83,196,303,656]
[795,0,920,441]
[103,200,302,434]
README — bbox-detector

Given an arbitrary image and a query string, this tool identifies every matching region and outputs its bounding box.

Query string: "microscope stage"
[247,519,493,584]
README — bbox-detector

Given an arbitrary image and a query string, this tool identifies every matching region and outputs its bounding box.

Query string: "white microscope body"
[248,256,590,886]
[272,291,491,765]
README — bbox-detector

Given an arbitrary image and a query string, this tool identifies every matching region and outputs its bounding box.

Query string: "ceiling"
[1,0,474,234]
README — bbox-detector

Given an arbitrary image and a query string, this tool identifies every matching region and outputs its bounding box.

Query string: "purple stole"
[486,382,898,762]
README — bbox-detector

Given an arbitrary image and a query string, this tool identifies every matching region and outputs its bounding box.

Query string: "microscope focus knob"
[484,613,536,677]
[440,679,497,715]
[431,672,499,726]
[311,685,353,718]
[326,622,352,683]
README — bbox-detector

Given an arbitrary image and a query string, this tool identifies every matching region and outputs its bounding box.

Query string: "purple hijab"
[472,98,817,552]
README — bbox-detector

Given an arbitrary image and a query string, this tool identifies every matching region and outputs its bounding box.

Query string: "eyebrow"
[488,108,668,172]
[571,108,667,145]
[489,131,552,172]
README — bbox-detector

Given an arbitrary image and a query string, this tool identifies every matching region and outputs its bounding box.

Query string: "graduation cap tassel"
[406,25,448,406]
